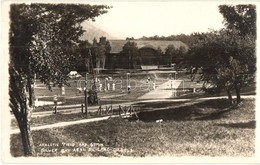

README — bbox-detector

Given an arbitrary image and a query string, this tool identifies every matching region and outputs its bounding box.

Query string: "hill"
[80,21,117,42]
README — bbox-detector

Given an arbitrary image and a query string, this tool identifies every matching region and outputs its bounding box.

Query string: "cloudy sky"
[87,1,226,39]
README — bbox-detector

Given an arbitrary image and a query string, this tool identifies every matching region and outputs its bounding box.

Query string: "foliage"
[164,44,187,67]
[126,37,135,40]
[10,4,110,87]
[139,33,210,47]
[121,41,139,69]
[9,3,110,156]
[77,40,92,72]
[121,41,139,55]
[165,44,176,64]
[156,46,163,56]
[185,4,256,104]
[90,37,111,70]
[219,4,256,36]
[187,29,256,104]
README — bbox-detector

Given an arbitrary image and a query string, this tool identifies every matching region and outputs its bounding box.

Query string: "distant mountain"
[80,21,117,42]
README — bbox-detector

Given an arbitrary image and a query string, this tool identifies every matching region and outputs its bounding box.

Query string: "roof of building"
[109,40,189,54]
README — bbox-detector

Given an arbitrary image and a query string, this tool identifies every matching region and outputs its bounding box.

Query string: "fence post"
[81,104,84,113]
[98,105,100,116]
[105,106,108,114]
[53,95,58,114]
[119,105,121,117]
[54,106,57,114]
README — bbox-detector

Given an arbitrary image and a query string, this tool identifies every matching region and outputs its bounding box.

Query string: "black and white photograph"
[1,0,259,163]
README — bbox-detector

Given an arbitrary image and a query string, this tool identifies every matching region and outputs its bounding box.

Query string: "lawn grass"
[35,72,167,98]
[35,77,166,109]
[33,90,152,113]
[11,100,190,129]
[11,113,92,129]
[36,96,128,108]
[135,98,255,122]
[10,98,255,157]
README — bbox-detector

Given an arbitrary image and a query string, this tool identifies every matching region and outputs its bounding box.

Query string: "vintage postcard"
[1,0,259,164]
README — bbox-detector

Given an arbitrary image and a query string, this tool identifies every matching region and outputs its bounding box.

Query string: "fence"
[95,104,139,120]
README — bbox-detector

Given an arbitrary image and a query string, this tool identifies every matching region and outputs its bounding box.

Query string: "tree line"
[137,5,256,105]
[120,40,188,68]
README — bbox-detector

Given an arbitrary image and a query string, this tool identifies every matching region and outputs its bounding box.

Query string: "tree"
[186,4,256,105]
[165,44,176,65]
[91,38,99,69]
[126,37,134,40]
[92,38,103,70]
[156,46,163,65]
[187,29,255,105]
[175,46,187,67]
[99,37,111,69]
[91,37,111,71]
[78,40,92,72]
[219,4,256,103]
[121,41,139,69]
[219,4,256,37]
[9,3,110,156]
[138,33,204,47]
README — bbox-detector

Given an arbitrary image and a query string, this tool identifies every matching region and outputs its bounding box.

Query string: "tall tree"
[92,37,103,70]
[99,37,111,69]
[174,46,187,67]
[78,40,92,72]
[219,4,256,37]
[187,29,255,104]
[165,44,176,65]
[156,46,163,65]
[91,38,99,69]
[219,4,256,103]
[91,37,111,71]
[9,3,110,156]
[186,4,256,105]
[121,41,139,69]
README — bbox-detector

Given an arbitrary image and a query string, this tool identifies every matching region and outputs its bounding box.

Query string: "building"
[105,40,188,70]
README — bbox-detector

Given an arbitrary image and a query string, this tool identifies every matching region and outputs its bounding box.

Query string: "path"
[138,80,182,100]
[30,79,182,117]
[15,98,185,118]
[10,99,198,134]
[10,95,255,134]
[10,115,118,134]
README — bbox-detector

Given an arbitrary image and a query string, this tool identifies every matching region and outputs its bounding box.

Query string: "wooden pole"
[119,105,121,117]
[85,73,88,116]
[81,104,84,113]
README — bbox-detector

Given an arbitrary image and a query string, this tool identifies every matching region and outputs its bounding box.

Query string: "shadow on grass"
[132,99,240,122]
[215,120,256,129]
[133,101,189,110]
[196,108,233,120]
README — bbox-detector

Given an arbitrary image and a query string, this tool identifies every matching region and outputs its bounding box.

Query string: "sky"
[87,1,226,39]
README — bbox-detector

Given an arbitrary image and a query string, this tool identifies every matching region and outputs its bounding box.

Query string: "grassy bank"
[10,98,255,157]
